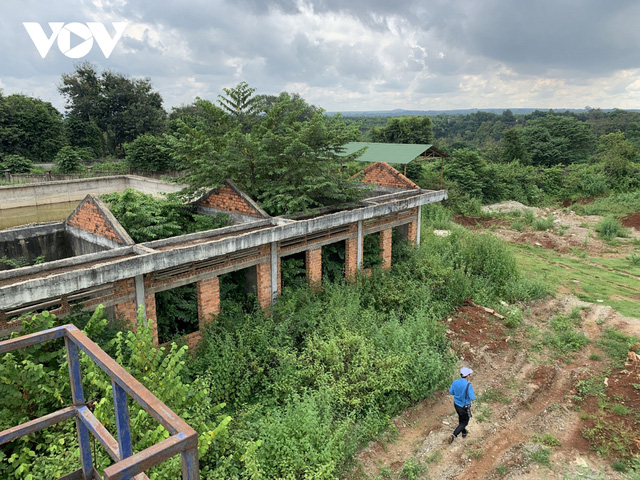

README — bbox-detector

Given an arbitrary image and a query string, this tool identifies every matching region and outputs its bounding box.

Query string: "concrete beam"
[0,190,447,309]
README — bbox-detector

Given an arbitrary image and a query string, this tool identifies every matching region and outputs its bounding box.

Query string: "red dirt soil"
[621,212,640,230]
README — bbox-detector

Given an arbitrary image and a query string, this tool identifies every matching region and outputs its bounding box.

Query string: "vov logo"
[23,22,127,59]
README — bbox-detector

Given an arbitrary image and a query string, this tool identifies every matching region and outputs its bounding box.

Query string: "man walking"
[448,366,475,444]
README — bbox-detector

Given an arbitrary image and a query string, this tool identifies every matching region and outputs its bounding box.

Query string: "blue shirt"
[449,378,475,407]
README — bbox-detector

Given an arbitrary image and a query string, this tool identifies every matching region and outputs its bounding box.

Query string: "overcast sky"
[3,0,640,113]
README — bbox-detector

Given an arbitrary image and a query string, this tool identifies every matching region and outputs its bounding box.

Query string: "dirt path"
[347,297,639,480]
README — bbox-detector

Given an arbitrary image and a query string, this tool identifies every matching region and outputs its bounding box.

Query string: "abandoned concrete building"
[0,161,447,347]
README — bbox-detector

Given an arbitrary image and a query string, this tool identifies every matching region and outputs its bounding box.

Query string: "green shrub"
[533,214,555,231]
[0,154,33,173]
[595,216,628,241]
[54,146,84,173]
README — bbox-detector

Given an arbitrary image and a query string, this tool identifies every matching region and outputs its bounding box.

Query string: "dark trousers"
[453,403,470,437]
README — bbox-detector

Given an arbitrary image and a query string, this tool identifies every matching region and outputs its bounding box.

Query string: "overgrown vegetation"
[0,224,546,478]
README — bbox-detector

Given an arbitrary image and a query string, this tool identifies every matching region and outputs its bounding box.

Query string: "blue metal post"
[65,336,93,479]
[181,447,200,480]
[112,380,134,478]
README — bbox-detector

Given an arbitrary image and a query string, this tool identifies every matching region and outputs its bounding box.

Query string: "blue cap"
[460,367,473,377]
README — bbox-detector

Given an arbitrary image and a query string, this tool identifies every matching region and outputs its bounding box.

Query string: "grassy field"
[512,243,640,317]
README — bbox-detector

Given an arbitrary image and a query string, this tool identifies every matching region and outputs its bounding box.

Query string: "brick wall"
[379,228,392,270]
[305,248,322,291]
[145,293,158,345]
[66,197,125,244]
[360,162,419,189]
[198,185,263,217]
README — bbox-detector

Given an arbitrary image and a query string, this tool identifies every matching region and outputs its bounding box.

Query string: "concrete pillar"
[305,248,322,291]
[416,205,422,245]
[134,275,147,325]
[379,228,392,270]
[356,220,363,268]
[270,241,280,304]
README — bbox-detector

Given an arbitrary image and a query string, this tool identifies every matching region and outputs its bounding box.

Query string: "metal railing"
[0,324,199,480]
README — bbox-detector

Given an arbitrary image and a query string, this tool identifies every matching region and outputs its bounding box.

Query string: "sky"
[2,0,640,113]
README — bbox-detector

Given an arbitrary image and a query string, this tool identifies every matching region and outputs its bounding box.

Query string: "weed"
[595,216,628,241]
[534,433,561,447]
[582,417,637,460]
[633,384,640,391]
[627,253,640,266]
[533,214,556,231]
[588,353,602,361]
[466,446,484,459]
[609,403,631,416]
[495,464,508,476]
[473,404,492,423]
[526,445,552,467]
[479,387,511,404]
[399,459,426,480]
[611,460,628,473]
[544,313,590,353]
[424,451,442,464]
[574,374,607,402]
[598,328,640,366]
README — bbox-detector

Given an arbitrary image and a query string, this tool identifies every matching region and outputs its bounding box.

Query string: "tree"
[124,134,175,172]
[217,81,262,133]
[500,128,530,163]
[0,93,64,162]
[595,131,638,178]
[54,146,83,173]
[522,116,595,166]
[169,88,362,215]
[369,116,434,144]
[444,148,487,199]
[58,62,166,156]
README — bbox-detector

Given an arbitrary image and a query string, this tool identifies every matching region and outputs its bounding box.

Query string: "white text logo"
[23,22,127,59]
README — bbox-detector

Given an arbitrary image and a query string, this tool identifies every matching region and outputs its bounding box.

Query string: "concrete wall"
[0,176,185,211]
[0,223,74,269]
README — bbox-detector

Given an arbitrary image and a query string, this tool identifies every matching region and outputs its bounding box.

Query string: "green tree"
[0,93,64,162]
[124,134,175,172]
[170,89,362,215]
[58,62,166,156]
[54,146,83,173]
[369,116,434,144]
[444,148,487,199]
[500,127,530,163]
[217,81,262,133]
[522,116,595,166]
[595,131,637,178]
[0,154,33,173]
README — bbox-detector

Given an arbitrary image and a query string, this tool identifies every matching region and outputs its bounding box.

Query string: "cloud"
[2,0,640,112]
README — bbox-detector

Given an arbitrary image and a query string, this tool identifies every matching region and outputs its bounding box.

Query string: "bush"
[0,154,33,173]
[595,216,627,241]
[54,146,84,173]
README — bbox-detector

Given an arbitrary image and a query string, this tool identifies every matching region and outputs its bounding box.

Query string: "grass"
[512,243,640,317]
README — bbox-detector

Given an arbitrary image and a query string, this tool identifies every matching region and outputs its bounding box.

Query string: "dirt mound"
[561,197,595,207]
[453,216,508,228]
[481,201,537,215]
[621,212,640,230]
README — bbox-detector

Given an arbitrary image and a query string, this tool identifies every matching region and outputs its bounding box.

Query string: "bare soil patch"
[621,212,640,230]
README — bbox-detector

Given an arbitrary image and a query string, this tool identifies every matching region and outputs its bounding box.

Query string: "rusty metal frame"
[0,324,199,480]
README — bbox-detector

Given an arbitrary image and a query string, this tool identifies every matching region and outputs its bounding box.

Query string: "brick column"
[407,220,418,246]
[114,280,137,328]
[197,277,220,328]
[345,237,359,280]
[305,248,322,291]
[379,228,392,270]
[255,261,272,311]
[145,293,158,346]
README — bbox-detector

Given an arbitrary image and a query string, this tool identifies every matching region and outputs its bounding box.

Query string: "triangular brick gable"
[195,180,269,218]
[66,195,134,246]
[358,162,419,189]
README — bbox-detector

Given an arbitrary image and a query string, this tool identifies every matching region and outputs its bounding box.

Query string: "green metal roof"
[338,142,446,164]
